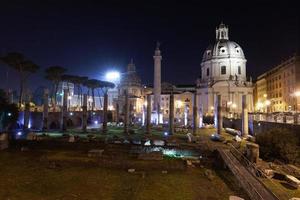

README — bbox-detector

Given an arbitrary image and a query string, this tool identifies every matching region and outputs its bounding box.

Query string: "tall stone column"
[124,90,129,134]
[61,89,68,132]
[242,95,249,138]
[215,95,222,135]
[169,93,174,135]
[199,104,203,128]
[43,89,49,131]
[23,95,30,130]
[102,93,108,134]
[146,94,152,134]
[153,42,162,121]
[82,94,87,132]
[193,92,198,135]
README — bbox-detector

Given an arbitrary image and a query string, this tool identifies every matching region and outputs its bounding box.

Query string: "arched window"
[206,68,209,76]
[238,66,241,75]
[221,66,226,75]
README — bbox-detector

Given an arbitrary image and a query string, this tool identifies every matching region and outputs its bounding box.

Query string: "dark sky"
[0,1,299,92]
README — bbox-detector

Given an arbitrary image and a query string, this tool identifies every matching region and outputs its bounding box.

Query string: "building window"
[221,66,226,75]
[206,68,209,76]
[238,66,241,75]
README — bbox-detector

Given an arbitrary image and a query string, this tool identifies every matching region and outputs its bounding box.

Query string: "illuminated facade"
[197,23,254,117]
[254,55,300,112]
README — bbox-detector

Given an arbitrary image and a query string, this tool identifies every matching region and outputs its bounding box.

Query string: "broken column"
[193,92,198,135]
[82,94,87,132]
[124,90,129,134]
[23,94,30,130]
[242,95,249,138]
[102,93,108,134]
[42,89,49,131]
[246,142,260,163]
[61,89,68,132]
[215,95,222,135]
[146,94,151,134]
[169,93,174,135]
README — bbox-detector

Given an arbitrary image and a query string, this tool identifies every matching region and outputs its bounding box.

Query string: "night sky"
[0,1,299,92]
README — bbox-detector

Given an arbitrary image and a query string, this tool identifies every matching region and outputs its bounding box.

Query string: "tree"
[45,66,67,108]
[0,52,39,106]
[0,89,18,132]
[71,76,88,108]
[84,79,101,111]
[256,128,300,164]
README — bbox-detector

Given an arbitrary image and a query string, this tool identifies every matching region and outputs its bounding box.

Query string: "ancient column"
[153,42,162,123]
[102,93,108,134]
[199,105,203,128]
[283,114,287,123]
[23,95,30,130]
[116,102,120,124]
[193,92,198,135]
[124,90,129,134]
[242,95,249,138]
[169,93,174,135]
[61,89,68,132]
[146,94,151,134]
[215,95,222,135]
[42,89,49,131]
[294,113,298,124]
[82,94,87,132]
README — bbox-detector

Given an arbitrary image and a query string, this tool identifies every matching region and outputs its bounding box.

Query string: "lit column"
[23,94,30,130]
[169,93,174,135]
[82,94,87,132]
[215,95,222,135]
[102,92,108,134]
[242,95,249,138]
[199,105,203,128]
[146,94,151,134]
[43,89,49,131]
[116,102,120,124]
[124,90,129,135]
[61,89,68,131]
[193,92,198,135]
[153,42,162,120]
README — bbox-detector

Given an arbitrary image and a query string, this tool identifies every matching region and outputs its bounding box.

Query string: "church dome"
[202,23,245,62]
[200,23,247,83]
[120,60,142,87]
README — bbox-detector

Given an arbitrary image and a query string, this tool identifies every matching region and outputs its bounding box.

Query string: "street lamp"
[105,71,120,84]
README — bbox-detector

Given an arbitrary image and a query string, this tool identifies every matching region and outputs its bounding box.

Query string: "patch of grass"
[0,151,247,200]
[262,178,300,200]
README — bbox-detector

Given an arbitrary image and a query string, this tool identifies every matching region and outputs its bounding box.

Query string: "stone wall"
[223,117,300,137]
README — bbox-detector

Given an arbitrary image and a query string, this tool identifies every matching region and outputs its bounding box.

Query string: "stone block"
[88,149,104,157]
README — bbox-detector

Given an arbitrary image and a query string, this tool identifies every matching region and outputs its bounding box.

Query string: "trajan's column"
[153,42,162,123]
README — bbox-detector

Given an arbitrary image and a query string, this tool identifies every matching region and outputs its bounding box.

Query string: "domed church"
[197,23,254,117]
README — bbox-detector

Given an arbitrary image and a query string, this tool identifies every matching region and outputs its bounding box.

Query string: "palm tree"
[45,66,67,108]
[72,76,88,108]
[0,52,39,106]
